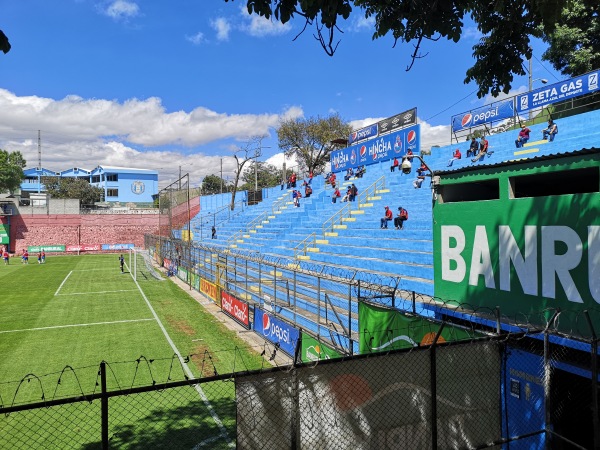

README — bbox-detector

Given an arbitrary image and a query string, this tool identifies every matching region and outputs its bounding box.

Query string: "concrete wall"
[8,214,159,253]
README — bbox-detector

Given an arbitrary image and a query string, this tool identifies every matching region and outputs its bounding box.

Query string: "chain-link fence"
[1,331,598,449]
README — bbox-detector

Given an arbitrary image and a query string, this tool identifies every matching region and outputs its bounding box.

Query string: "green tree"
[201,174,227,195]
[0,30,10,54]
[0,149,26,193]
[278,114,352,175]
[228,0,569,98]
[540,0,600,77]
[239,161,283,191]
[41,177,103,205]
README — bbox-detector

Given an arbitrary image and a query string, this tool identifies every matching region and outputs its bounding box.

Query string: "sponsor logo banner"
[300,333,342,362]
[200,278,217,301]
[348,123,379,145]
[0,224,9,244]
[331,124,420,173]
[378,107,417,134]
[102,243,134,250]
[451,99,514,132]
[66,244,101,252]
[221,291,250,328]
[516,70,599,113]
[253,307,299,356]
[28,245,66,253]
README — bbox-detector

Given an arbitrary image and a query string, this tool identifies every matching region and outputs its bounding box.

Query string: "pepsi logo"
[262,313,271,335]
[407,130,416,145]
[351,132,358,142]
[461,114,472,128]
[360,145,367,157]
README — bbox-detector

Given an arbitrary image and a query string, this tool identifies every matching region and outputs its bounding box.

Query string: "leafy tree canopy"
[278,114,352,175]
[240,161,283,191]
[228,0,576,97]
[201,174,227,195]
[0,149,26,193]
[41,177,103,206]
[540,0,600,77]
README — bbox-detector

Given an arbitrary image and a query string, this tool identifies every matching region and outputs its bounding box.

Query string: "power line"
[424,88,479,122]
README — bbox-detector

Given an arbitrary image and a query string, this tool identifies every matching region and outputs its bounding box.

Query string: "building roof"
[92,165,158,175]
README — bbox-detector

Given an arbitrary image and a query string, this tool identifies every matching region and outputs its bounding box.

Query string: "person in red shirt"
[515,125,531,148]
[447,148,462,167]
[472,137,490,162]
[331,187,341,203]
[3,249,9,265]
[390,157,399,172]
[380,206,393,229]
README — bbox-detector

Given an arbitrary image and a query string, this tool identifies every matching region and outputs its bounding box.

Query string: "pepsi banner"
[254,307,300,356]
[516,70,599,113]
[348,123,378,145]
[331,124,420,173]
[102,243,134,250]
[451,99,515,132]
[378,107,417,134]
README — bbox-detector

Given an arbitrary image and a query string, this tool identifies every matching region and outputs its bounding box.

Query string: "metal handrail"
[228,194,291,245]
[293,232,316,259]
[322,176,386,234]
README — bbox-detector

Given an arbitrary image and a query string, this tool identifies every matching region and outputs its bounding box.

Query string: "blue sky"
[0,0,563,187]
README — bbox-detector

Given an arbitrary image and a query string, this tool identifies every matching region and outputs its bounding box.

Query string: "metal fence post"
[100,361,109,450]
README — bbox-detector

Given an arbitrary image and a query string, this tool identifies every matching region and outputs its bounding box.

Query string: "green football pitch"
[0,252,265,405]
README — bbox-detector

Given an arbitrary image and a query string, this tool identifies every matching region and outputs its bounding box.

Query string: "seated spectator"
[292,190,299,207]
[329,173,337,187]
[344,168,354,181]
[467,138,478,158]
[390,157,399,172]
[349,183,358,202]
[542,119,558,142]
[304,184,312,198]
[394,207,408,230]
[290,172,297,188]
[355,165,366,178]
[515,125,531,148]
[342,187,351,202]
[472,136,490,162]
[331,187,341,203]
[405,149,414,161]
[380,206,393,229]
[413,163,430,189]
[447,148,461,167]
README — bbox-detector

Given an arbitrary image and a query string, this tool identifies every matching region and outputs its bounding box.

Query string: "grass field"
[0,252,266,449]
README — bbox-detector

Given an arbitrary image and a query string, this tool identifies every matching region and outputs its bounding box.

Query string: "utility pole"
[37,130,41,193]
[178,165,182,190]
[220,158,223,194]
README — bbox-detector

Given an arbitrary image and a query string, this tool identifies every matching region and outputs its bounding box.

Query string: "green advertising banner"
[191,273,200,291]
[300,334,343,362]
[433,154,600,335]
[27,245,66,253]
[0,224,9,244]
[359,302,476,353]
[177,267,189,283]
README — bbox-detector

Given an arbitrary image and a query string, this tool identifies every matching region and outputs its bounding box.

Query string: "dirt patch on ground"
[165,316,195,337]
[190,342,221,377]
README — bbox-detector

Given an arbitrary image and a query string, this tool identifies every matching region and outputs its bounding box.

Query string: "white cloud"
[211,17,231,41]
[483,85,527,104]
[462,26,483,41]
[349,117,384,130]
[351,15,375,32]
[186,32,205,45]
[239,6,291,37]
[102,0,140,21]
[0,89,303,188]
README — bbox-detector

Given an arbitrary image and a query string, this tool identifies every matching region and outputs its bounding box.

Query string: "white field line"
[126,262,232,446]
[57,289,138,296]
[54,270,73,296]
[0,318,156,334]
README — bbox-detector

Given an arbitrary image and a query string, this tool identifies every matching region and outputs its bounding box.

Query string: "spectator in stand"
[342,186,351,202]
[355,166,365,178]
[390,157,399,172]
[542,119,558,142]
[290,172,297,188]
[472,136,490,162]
[211,226,216,239]
[308,171,313,184]
[467,138,479,158]
[349,183,358,202]
[394,207,408,230]
[515,125,531,148]
[292,190,299,207]
[447,148,461,167]
[329,172,337,187]
[332,187,341,203]
[380,206,393,229]
[344,167,354,181]
[405,149,414,162]
[413,163,430,189]
[304,184,312,198]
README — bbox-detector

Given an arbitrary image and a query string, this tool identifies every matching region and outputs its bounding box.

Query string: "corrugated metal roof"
[93,165,158,174]
[433,147,600,176]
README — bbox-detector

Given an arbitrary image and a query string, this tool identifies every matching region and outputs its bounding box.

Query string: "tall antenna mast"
[37,129,42,169]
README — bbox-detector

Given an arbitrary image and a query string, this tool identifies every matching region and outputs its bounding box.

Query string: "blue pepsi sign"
[348,123,379,145]
[451,98,515,132]
[102,243,134,250]
[253,308,300,356]
[331,124,420,173]
[516,70,599,113]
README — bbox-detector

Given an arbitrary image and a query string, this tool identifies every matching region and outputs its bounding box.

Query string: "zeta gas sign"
[330,124,420,173]
[253,307,299,356]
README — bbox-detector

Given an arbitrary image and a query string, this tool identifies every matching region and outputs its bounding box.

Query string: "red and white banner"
[66,244,101,252]
[221,291,250,328]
